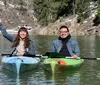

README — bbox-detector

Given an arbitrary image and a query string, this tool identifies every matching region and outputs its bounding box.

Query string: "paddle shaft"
[65,57,100,60]
[81,57,100,60]
[42,52,100,60]
[0,53,42,58]
[1,53,100,60]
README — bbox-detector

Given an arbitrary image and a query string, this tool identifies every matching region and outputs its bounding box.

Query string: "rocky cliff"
[0,1,39,29]
[36,14,100,36]
[0,0,100,36]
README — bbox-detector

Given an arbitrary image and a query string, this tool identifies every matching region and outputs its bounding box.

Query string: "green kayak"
[43,58,84,74]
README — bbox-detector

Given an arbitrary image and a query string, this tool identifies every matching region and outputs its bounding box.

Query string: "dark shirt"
[59,35,71,57]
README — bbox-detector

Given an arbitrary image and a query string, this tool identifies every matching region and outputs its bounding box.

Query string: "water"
[0,35,100,85]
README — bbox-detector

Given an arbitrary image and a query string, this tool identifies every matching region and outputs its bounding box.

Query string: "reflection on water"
[30,35,57,54]
[1,68,42,85]
[0,60,81,85]
[16,75,20,85]
[44,69,81,85]
[0,35,100,85]
[77,36,96,58]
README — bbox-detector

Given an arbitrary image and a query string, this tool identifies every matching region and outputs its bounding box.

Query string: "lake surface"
[0,34,100,85]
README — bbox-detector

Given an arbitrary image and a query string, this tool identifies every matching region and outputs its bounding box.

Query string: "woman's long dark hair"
[12,27,30,50]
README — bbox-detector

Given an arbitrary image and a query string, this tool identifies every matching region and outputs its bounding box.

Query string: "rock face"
[0,1,39,30]
[0,1,100,36]
[36,14,100,36]
[33,1,100,36]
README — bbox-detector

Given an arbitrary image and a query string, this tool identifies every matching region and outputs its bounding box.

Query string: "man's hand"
[72,55,78,59]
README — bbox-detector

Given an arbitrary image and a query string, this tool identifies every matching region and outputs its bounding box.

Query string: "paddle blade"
[43,52,64,58]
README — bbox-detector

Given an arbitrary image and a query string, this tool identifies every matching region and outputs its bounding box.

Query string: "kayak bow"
[43,58,84,73]
[2,56,40,74]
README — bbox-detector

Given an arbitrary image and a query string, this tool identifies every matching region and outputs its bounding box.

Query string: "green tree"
[97,0,100,17]
[33,0,48,25]
[33,0,97,25]
[33,0,71,26]
[93,0,100,26]
[76,0,91,23]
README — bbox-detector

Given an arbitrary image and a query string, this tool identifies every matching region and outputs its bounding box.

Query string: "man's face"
[59,28,69,39]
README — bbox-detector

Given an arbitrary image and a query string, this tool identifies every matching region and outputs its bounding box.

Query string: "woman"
[0,22,35,56]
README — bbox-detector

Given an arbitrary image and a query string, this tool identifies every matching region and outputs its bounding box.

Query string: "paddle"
[1,53,41,57]
[1,52,42,58]
[1,52,100,60]
[42,52,100,60]
[1,47,16,57]
[1,47,42,57]
[42,52,63,58]
[80,57,100,60]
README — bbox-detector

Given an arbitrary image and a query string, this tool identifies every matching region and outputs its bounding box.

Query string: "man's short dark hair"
[59,25,69,32]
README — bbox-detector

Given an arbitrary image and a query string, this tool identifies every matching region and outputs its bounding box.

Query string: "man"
[50,25,80,58]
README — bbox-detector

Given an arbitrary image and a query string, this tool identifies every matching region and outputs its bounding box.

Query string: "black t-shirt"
[59,35,71,57]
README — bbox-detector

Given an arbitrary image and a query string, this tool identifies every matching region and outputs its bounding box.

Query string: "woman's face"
[19,31,27,39]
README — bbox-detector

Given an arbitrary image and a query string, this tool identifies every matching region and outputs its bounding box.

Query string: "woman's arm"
[0,23,14,42]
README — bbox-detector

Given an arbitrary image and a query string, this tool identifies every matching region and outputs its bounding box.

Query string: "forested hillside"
[0,0,100,35]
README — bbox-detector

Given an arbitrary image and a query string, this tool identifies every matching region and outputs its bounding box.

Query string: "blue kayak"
[2,56,40,74]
